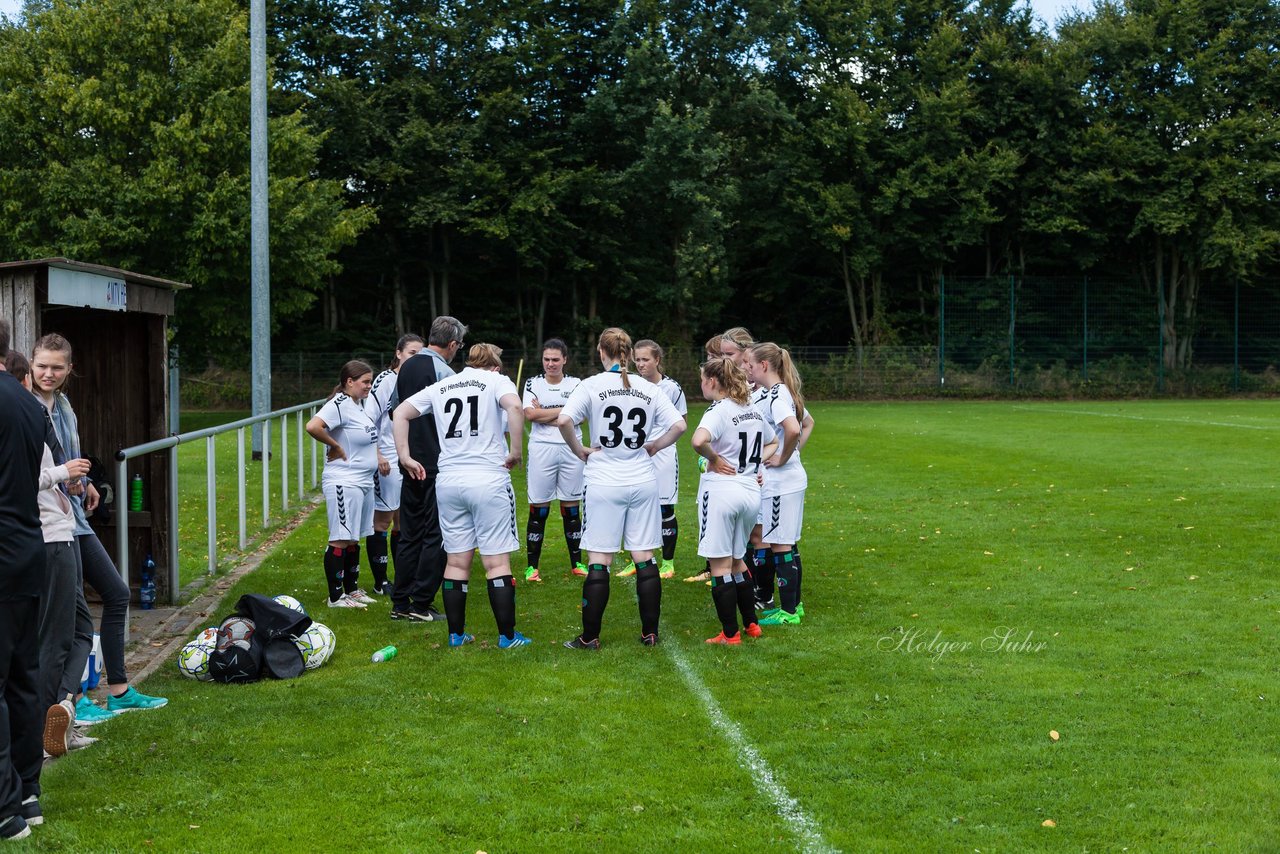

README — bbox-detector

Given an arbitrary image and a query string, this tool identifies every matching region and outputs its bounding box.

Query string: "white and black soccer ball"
[272,594,306,615]
[177,640,214,681]
[294,622,336,670]
[195,627,219,646]
[217,616,255,652]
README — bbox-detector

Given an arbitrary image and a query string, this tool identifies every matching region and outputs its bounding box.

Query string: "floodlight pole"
[249,0,271,456]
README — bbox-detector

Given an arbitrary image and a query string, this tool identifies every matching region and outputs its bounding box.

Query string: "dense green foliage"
[1,0,1277,369]
[32,400,1280,849]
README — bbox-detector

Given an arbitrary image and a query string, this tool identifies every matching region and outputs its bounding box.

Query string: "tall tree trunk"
[427,228,439,321]
[842,246,864,363]
[870,272,883,346]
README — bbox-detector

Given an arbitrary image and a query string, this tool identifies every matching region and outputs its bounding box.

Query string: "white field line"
[1010,406,1278,431]
[667,644,839,854]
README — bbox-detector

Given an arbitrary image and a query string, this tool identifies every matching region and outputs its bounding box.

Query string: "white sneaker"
[348,588,376,605]
[327,595,367,609]
[67,726,98,751]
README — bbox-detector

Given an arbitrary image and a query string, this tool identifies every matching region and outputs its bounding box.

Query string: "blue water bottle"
[140,554,157,610]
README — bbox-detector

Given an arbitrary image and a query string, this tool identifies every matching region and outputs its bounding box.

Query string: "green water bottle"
[129,474,143,511]
[371,645,398,663]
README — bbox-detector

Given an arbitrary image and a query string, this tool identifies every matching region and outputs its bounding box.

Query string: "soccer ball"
[294,622,336,670]
[177,640,214,681]
[195,627,219,646]
[273,594,306,615]
[217,616,255,652]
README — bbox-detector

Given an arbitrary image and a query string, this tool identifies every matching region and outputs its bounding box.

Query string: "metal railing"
[115,399,325,614]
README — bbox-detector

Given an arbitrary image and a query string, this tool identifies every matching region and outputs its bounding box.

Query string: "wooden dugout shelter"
[0,258,190,603]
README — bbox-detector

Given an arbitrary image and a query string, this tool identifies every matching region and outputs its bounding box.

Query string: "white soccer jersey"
[657,375,688,417]
[561,370,682,487]
[696,399,776,484]
[752,384,808,496]
[368,368,399,458]
[523,374,583,445]
[402,367,519,474]
[315,394,380,487]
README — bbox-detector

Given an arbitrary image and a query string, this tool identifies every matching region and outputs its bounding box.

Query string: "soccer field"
[32,400,1280,851]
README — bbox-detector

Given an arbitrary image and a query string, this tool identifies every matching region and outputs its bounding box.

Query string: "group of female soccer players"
[305,325,811,649]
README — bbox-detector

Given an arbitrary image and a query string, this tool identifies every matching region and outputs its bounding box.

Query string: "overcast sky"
[1,0,1082,30]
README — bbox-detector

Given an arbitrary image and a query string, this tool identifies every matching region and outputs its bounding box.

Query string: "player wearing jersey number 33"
[555,328,686,650]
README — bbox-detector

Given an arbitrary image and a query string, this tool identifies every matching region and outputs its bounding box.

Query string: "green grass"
[174,409,322,591]
[27,400,1280,851]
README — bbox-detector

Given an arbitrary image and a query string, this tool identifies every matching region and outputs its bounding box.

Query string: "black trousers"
[392,474,445,612]
[0,597,42,814]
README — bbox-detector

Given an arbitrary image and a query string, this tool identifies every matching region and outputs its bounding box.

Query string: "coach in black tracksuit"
[390,316,466,622]
[0,323,49,841]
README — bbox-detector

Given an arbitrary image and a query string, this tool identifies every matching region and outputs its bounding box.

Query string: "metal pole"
[311,407,317,487]
[1157,271,1165,393]
[168,346,180,602]
[263,417,271,528]
[116,459,131,630]
[296,410,304,498]
[237,426,247,550]
[206,436,217,575]
[250,0,271,455]
[282,413,290,511]
[168,445,179,603]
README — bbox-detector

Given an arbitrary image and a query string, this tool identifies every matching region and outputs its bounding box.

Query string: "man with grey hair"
[390,316,466,621]
[0,319,49,840]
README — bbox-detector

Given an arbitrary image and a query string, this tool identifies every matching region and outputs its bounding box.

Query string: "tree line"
[1,0,1277,371]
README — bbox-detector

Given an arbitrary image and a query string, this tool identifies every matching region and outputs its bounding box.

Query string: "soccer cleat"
[0,816,30,841]
[616,562,637,578]
[371,581,393,595]
[106,686,168,713]
[755,597,775,611]
[797,602,805,618]
[43,700,72,757]
[640,633,659,647]
[572,563,589,577]
[328,594,367,609]
[66,726,98,751]
[706,631,741,645]
[74,696,116,727]
[563,636,600,650]
[744,622,763,638]
[419,606,446,622]
[448,632,475,647]
[524,566,542,582]
[683,570,711,583]
[758,609,801,626]
[348,588,376,605]
[498,631,533,649]
[19,795,41,827]
[659,560,675,579]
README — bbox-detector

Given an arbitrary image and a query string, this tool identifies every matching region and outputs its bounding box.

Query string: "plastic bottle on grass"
[371,645,398,663]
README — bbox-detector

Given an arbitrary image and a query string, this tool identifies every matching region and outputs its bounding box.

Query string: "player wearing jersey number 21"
[556,328,686,649]
[392,344,532,649]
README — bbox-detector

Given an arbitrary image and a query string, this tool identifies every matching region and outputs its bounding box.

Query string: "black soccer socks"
[487,575,517,640]
[324,546,345,602]
[751,547,774,604]
[561,504,583,567]
[366,531,389,588]
[343,544,361,594]
[526,505,550,569]
[660,504,678,562]
[710,575,740,637]
[635,560,662,637]
[774,550,799,614]
[580,566,611,642]
[442,579,468,635]
[733,569,757,629]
